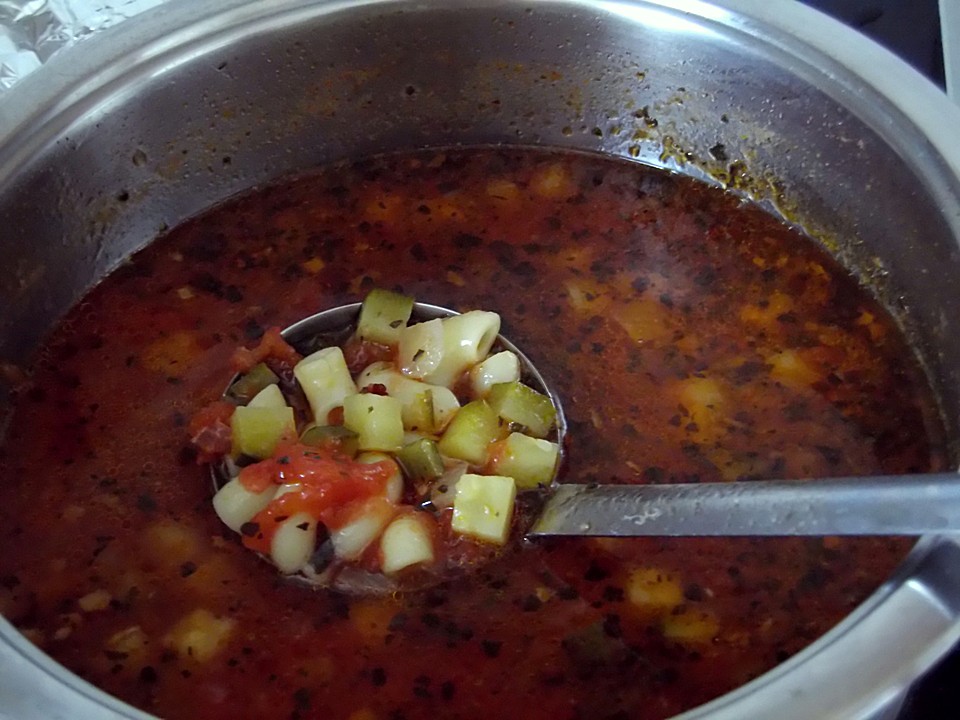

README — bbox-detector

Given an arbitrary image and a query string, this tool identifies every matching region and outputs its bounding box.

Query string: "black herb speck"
[179,561,197,578]
[292,687,311,711]
[136,493,157,513]
[584,561,610,582]
[440,680,455,701]
[481,639,502,658]
[240,522,260,537]
[138,666,158,683]
[371,667,387,686]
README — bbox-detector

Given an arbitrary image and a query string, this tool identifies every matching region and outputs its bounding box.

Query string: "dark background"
[796,1,953,717]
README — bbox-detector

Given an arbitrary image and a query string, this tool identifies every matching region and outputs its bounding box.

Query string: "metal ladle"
[221,303,960,546]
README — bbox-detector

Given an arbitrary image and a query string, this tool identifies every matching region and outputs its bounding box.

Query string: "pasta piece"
[469,350,520,398]
[343,393,405,452]
[380,514,436,574]
[421,311,501,387]
[356,452,404,502]
[357,362,460,432]
[294,346,358,424]
[212,477,278,532]
[270,511,318,574]
[398,318,444,379]
[247,383,287,409]
[329,497,397,561]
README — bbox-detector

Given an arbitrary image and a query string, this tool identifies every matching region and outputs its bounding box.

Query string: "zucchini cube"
[437,400,501,465]
[231,405,295,459]
[343,393,404,452]
[487,381,556,438]
[357,289,414,345]
[451,473,517,545]
[491,432,559,489]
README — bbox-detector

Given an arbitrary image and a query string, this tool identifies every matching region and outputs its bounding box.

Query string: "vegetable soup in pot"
[0,148,947,720]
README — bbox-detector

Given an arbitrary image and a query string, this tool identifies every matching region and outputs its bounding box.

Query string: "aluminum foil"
[0,0,165,93]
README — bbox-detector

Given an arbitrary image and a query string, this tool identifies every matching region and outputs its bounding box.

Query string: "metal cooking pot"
[1,1,960,718]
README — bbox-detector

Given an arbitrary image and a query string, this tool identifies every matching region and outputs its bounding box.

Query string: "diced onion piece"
[294,346,358,424]
[487,381,556,438]
[437,399,501,465]
[231,405,295,458]
[356,289,414,345]
[380,514,435,574]
[421,311,501,388]
[489,432,559,489]
[330,497,397,561]
[398,318,444,379]
[469,350,520,398]
[451,474,516,545]
[270,511,317,574]
[430,461,468,509]
[213,477,278,532]
[343,393,404,452]
[356,452,404,502]
[247,383,287,409]
[358,362,460,433]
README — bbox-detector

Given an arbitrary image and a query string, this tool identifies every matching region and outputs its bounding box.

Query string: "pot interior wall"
[1,3,960,719]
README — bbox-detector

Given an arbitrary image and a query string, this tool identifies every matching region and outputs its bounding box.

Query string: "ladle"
[218,303,960,548]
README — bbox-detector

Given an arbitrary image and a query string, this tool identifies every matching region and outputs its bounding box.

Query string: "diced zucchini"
[343,393,404,452]
[397,438,444,481]
[487,381,556,438]
[227,362,279,404]
[451,474,516,545]
[405,389,435,432]
[437,400,501,465]
[490,432,559,489]
[380,514,435,573]
[300,424,359,456]
[294,346,358,425]
[212,477,278,532]
[469,350,520,398]
[356,289,414,345]
[270,511,317,574]
[231,405,295,459]
[247,383,287,409]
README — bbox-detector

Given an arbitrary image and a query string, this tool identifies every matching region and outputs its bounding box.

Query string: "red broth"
[0,149,947,720]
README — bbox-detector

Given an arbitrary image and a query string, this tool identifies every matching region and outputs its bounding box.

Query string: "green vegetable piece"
[492,432,559,490]
[451,473,517,545]
[397,438,444,481]
[487,381,556,438]
[300,424,360,457]
[227,363,279,404]
[343,393,405,452]
[437,400,501,465]
[231,405,295,459]
[404,389,436,433]
[356,289,414,345]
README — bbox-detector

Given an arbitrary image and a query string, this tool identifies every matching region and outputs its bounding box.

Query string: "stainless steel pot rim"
[1,2,960,719]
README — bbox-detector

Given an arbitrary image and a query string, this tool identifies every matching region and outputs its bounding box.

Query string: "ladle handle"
[529,473,960,537]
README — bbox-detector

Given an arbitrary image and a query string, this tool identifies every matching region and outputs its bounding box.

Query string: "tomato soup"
[0,149,947,719]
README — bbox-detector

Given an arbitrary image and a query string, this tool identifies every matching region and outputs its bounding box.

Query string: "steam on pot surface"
[0,148,948,719]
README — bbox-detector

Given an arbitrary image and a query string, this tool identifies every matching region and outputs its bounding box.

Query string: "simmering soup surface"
[0,149,947,719]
